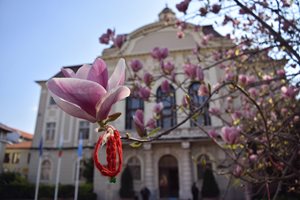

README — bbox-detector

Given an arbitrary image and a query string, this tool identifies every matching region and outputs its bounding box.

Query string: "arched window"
[125,96,144,129]
[188,82,211,127]
[197,154,212,180]
[157,85,177,128]
[41,160,51,180]
[127,156,141,181]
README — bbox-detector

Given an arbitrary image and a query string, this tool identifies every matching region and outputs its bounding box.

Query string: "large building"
[28,8,243,200]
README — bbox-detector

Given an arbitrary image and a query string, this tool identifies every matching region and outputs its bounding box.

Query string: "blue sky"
[0,0,186,133]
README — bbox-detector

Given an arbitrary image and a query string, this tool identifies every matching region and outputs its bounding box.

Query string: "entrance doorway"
[158,155,179,198]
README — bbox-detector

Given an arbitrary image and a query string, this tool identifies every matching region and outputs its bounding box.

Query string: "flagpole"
[54,155,62,200]
[34,137,43,200]
[54,135,63,200]
[74,156,81,200]
[34,157,42,200]
[74,133,82,200]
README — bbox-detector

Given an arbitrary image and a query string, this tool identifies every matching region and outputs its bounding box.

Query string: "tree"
[119,166,135,198]
[83,158,94,183]
[201,168,220,199]
[97,1,300,199]
[49,1,300,199]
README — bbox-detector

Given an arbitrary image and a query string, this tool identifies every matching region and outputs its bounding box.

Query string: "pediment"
[122,25,197,55]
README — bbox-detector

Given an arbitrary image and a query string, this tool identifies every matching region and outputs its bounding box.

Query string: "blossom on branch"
[47,58,130,123]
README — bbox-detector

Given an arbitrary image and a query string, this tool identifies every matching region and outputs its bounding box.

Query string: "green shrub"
[0,182,96,199]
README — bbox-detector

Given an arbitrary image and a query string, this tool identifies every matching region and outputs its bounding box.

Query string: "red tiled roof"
[0,123,33,140]
[7,141,32,149]
[16,130,33,140]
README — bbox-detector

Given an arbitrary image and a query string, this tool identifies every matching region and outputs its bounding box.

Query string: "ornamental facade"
[29,8,243,200]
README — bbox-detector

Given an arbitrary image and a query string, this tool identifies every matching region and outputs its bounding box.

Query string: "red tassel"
[94,127,123,181]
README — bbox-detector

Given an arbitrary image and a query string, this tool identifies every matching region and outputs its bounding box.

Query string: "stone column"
[143,143,155,191]
[180,141,193,199]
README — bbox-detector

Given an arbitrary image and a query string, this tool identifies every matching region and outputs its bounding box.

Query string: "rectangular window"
[49,97,56,105]
[45,122,56,141]
[125,96,144,130]
[27,153,31,164]
[78,121,89,140]
[3,153,10,163]
[12,153,20,164]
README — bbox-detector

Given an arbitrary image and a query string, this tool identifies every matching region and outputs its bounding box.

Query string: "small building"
[3,141,32,178]
[0,123,33,175]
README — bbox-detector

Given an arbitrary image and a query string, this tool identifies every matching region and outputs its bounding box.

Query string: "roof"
[7,141,32,149]
[0,123,15,133]
[16,130,33,140]
[0,122,33,139]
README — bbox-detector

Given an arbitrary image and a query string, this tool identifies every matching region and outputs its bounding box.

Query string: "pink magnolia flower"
[281,86,298,98]
[139,87,151,100]
[161,80,171,93]
[133,109,146,137]
[162,61,175,74]
[99,29,114,44]
[47,58,130,123]
[233,165,243,177]
[208,129,218,138]
[209,107,221,116]
[99,34,110,44]
[220,126,240,145]
[153,102,164,113]
[177,31,184,39]
[248,88,257,98]
[211,4,221,14]
[181,95,189,108]
[224,71,234,81]
[238,74,248,85]
[198,85,209,96]
[146,118,156,129]
[130,59,143,72]
[176,0,190,14]
[183,63,197,79]
[199,7,208,16]
[151,47,169,61]
[276,69,285,77]
[143,72,154,86]
[196,66,204,81]
[114,34,126,48]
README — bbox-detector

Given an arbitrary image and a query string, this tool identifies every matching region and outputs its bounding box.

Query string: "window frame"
[127,156,142,181]
[45,122,56,141]
[188,82,211,127]
[156,85,177,128]
[197,154,212,180]
[78,121,90,140]
[41,160,51,181]
[125,95,144,130]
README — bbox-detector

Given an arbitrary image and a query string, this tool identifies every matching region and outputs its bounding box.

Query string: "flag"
[38,137,43,157]
[77,134,83,158]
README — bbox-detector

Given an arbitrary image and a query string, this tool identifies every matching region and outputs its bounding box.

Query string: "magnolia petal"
[47,78,107,117]
[96,86,130,121]
[61,68,75,78]
[75,64,91,79]
[87,58,108,89]
[108,58,126,90]
[134,109,144,125]
[50,93,96,122]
